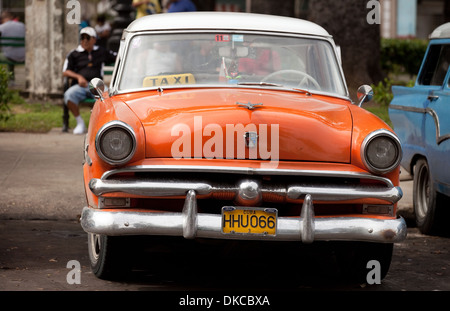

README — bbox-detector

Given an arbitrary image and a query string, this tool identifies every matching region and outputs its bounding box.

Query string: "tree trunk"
[250,0,295,17]
[445,0,450,22]
[192,0,216,11]
[308,0,384,96]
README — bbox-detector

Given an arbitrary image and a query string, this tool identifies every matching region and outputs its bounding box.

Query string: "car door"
[390,41,445,169]
[425,69,450,196]
[419,40,450,196]
[390,35,450,234]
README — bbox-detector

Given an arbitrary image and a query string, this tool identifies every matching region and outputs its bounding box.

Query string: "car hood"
[119,88,352,163]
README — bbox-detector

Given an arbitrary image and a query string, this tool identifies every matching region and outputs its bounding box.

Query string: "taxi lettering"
[143,73,195,87]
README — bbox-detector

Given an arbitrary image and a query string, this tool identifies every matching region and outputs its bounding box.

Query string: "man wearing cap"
[63,27,116,134]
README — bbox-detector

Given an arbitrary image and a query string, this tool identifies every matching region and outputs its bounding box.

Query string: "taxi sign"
[143,73,196,87]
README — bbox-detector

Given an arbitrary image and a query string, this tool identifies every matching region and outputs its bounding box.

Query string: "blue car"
[389,23,450,234]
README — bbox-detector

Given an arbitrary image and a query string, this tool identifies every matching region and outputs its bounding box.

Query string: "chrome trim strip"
[113,85,351,102]
[389,104,426,114]
[100,165,395,188]
[89,179,213,197]
[80,206,407,243]
[89,179,403,204]
[390,105,450,145]
[425,108,450,145]
[286,184,402,203]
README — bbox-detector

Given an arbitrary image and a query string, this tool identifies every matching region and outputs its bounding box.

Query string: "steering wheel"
[261,69,320,90]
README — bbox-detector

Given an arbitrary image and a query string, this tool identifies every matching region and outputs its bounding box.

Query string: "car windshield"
[118,32,347,96]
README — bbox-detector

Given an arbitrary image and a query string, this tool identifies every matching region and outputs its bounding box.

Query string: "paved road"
[1,130,449,294]
[0,130,85,220]
[1,219,449,292]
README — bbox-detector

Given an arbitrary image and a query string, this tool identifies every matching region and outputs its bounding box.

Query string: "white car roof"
[125,12,331,38]
[429,22,450,39]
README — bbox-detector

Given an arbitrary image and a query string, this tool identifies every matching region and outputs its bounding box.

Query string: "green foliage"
[0,101,90,133]
[368,78,415,127]
[0,66,13,121]
[0,64,92,133]
[371,78,414,107]
[369,38,426,125]
[371,78,394,107]
[0,65,27,122]
[381,38,428,76]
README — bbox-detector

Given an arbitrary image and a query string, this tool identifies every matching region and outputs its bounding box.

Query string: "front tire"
[335,242,393,284]
[88,233,132,280]
[413,159,440,234]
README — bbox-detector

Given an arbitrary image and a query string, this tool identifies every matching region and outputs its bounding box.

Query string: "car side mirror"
[356,85,374,107]
[89,78,106,101]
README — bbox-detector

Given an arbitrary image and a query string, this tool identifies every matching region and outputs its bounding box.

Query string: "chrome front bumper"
[82,165,407,243]
[81,191,407,244]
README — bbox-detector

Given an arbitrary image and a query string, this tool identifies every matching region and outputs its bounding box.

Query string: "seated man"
[63,27,116,134]
[0,10,25,81]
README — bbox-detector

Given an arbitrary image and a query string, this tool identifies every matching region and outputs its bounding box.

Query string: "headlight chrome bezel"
[95,121,137,166]
[361,129,402,175]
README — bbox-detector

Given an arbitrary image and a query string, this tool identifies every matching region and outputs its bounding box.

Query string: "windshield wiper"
[237,82,284,87]
[291,88,312,96]
[237,82,311,95]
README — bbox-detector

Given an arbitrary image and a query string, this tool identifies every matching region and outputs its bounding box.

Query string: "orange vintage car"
[81,12,406,281]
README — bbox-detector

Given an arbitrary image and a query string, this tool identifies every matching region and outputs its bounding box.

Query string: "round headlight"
[361,130,402,174]
[95,121,136,165]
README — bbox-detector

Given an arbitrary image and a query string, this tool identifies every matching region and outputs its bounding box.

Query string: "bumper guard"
[81,190,407,244]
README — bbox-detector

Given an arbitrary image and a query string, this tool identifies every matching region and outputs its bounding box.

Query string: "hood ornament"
[237,101,263,110]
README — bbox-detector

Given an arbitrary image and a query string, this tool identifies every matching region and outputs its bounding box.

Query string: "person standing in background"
[94,14,111,48]
[165,0,197,12]
[132,0,162,19]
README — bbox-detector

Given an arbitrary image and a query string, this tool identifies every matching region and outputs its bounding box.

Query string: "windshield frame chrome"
[109,29,349,99]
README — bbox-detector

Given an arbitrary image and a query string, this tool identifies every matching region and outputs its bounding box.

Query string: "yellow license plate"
[222,206,277,236]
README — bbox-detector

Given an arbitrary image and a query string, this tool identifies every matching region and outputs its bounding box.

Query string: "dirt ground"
[0,218,449,292]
